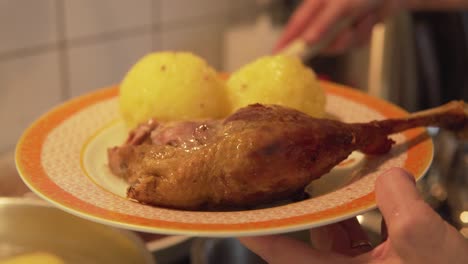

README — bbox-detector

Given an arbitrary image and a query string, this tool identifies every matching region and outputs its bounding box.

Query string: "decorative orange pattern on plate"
[15,81,433,236]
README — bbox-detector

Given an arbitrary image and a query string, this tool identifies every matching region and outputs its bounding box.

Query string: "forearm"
[407,0,468,10]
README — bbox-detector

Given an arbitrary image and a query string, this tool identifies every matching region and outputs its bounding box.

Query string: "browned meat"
[108,118,158,179]
[108,101,467,210]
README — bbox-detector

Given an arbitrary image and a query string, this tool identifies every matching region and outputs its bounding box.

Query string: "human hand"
[239,167,468,263]
[275,0,406,54]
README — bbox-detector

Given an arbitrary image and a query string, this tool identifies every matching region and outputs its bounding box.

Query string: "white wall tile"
[0,52,61,152]
[68,34,152,97]
[160,0,228,24]
[0,0,57,54]
[65,0,152,40]
[161,23,225,70]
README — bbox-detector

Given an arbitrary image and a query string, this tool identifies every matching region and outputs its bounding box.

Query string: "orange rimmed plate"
[15,81,433,237]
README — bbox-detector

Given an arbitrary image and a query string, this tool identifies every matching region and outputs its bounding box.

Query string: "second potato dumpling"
[227,55,326,118]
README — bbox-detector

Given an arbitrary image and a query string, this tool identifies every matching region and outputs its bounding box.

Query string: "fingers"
[275,0,383,54]
[301,1,348,45]
[310,218,372,257]
[321,28,355,55]
[376,168,468,264]
[238,235,330,264]
[274,0,324,52]
[375,167,426,229]
[274,0,377,54]
[340,218,373,255]
[375,167,447,252]
[353,12,378,47]
[322,12,377,54]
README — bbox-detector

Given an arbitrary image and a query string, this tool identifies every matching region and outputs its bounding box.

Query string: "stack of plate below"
[0,198,155,264]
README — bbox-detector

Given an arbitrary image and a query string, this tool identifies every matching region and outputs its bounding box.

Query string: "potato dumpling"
[227,55,326,118]
[119,52,229,128]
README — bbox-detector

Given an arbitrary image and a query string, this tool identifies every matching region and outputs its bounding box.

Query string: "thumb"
[375,167,446,251]
[375,167,420,224]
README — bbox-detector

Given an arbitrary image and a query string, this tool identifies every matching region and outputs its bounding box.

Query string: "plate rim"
[15,81,434,236]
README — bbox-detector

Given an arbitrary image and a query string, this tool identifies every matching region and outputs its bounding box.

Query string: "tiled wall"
[0,0,272,153]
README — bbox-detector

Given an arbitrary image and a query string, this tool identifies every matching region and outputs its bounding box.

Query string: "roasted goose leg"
[108,101,467,210]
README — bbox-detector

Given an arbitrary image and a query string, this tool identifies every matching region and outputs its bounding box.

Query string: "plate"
[15,81,433,237]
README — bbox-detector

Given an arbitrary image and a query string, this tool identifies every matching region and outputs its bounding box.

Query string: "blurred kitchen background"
[0,0,467,263]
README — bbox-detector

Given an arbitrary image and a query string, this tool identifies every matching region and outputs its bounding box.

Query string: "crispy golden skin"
[108,102,467,211]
